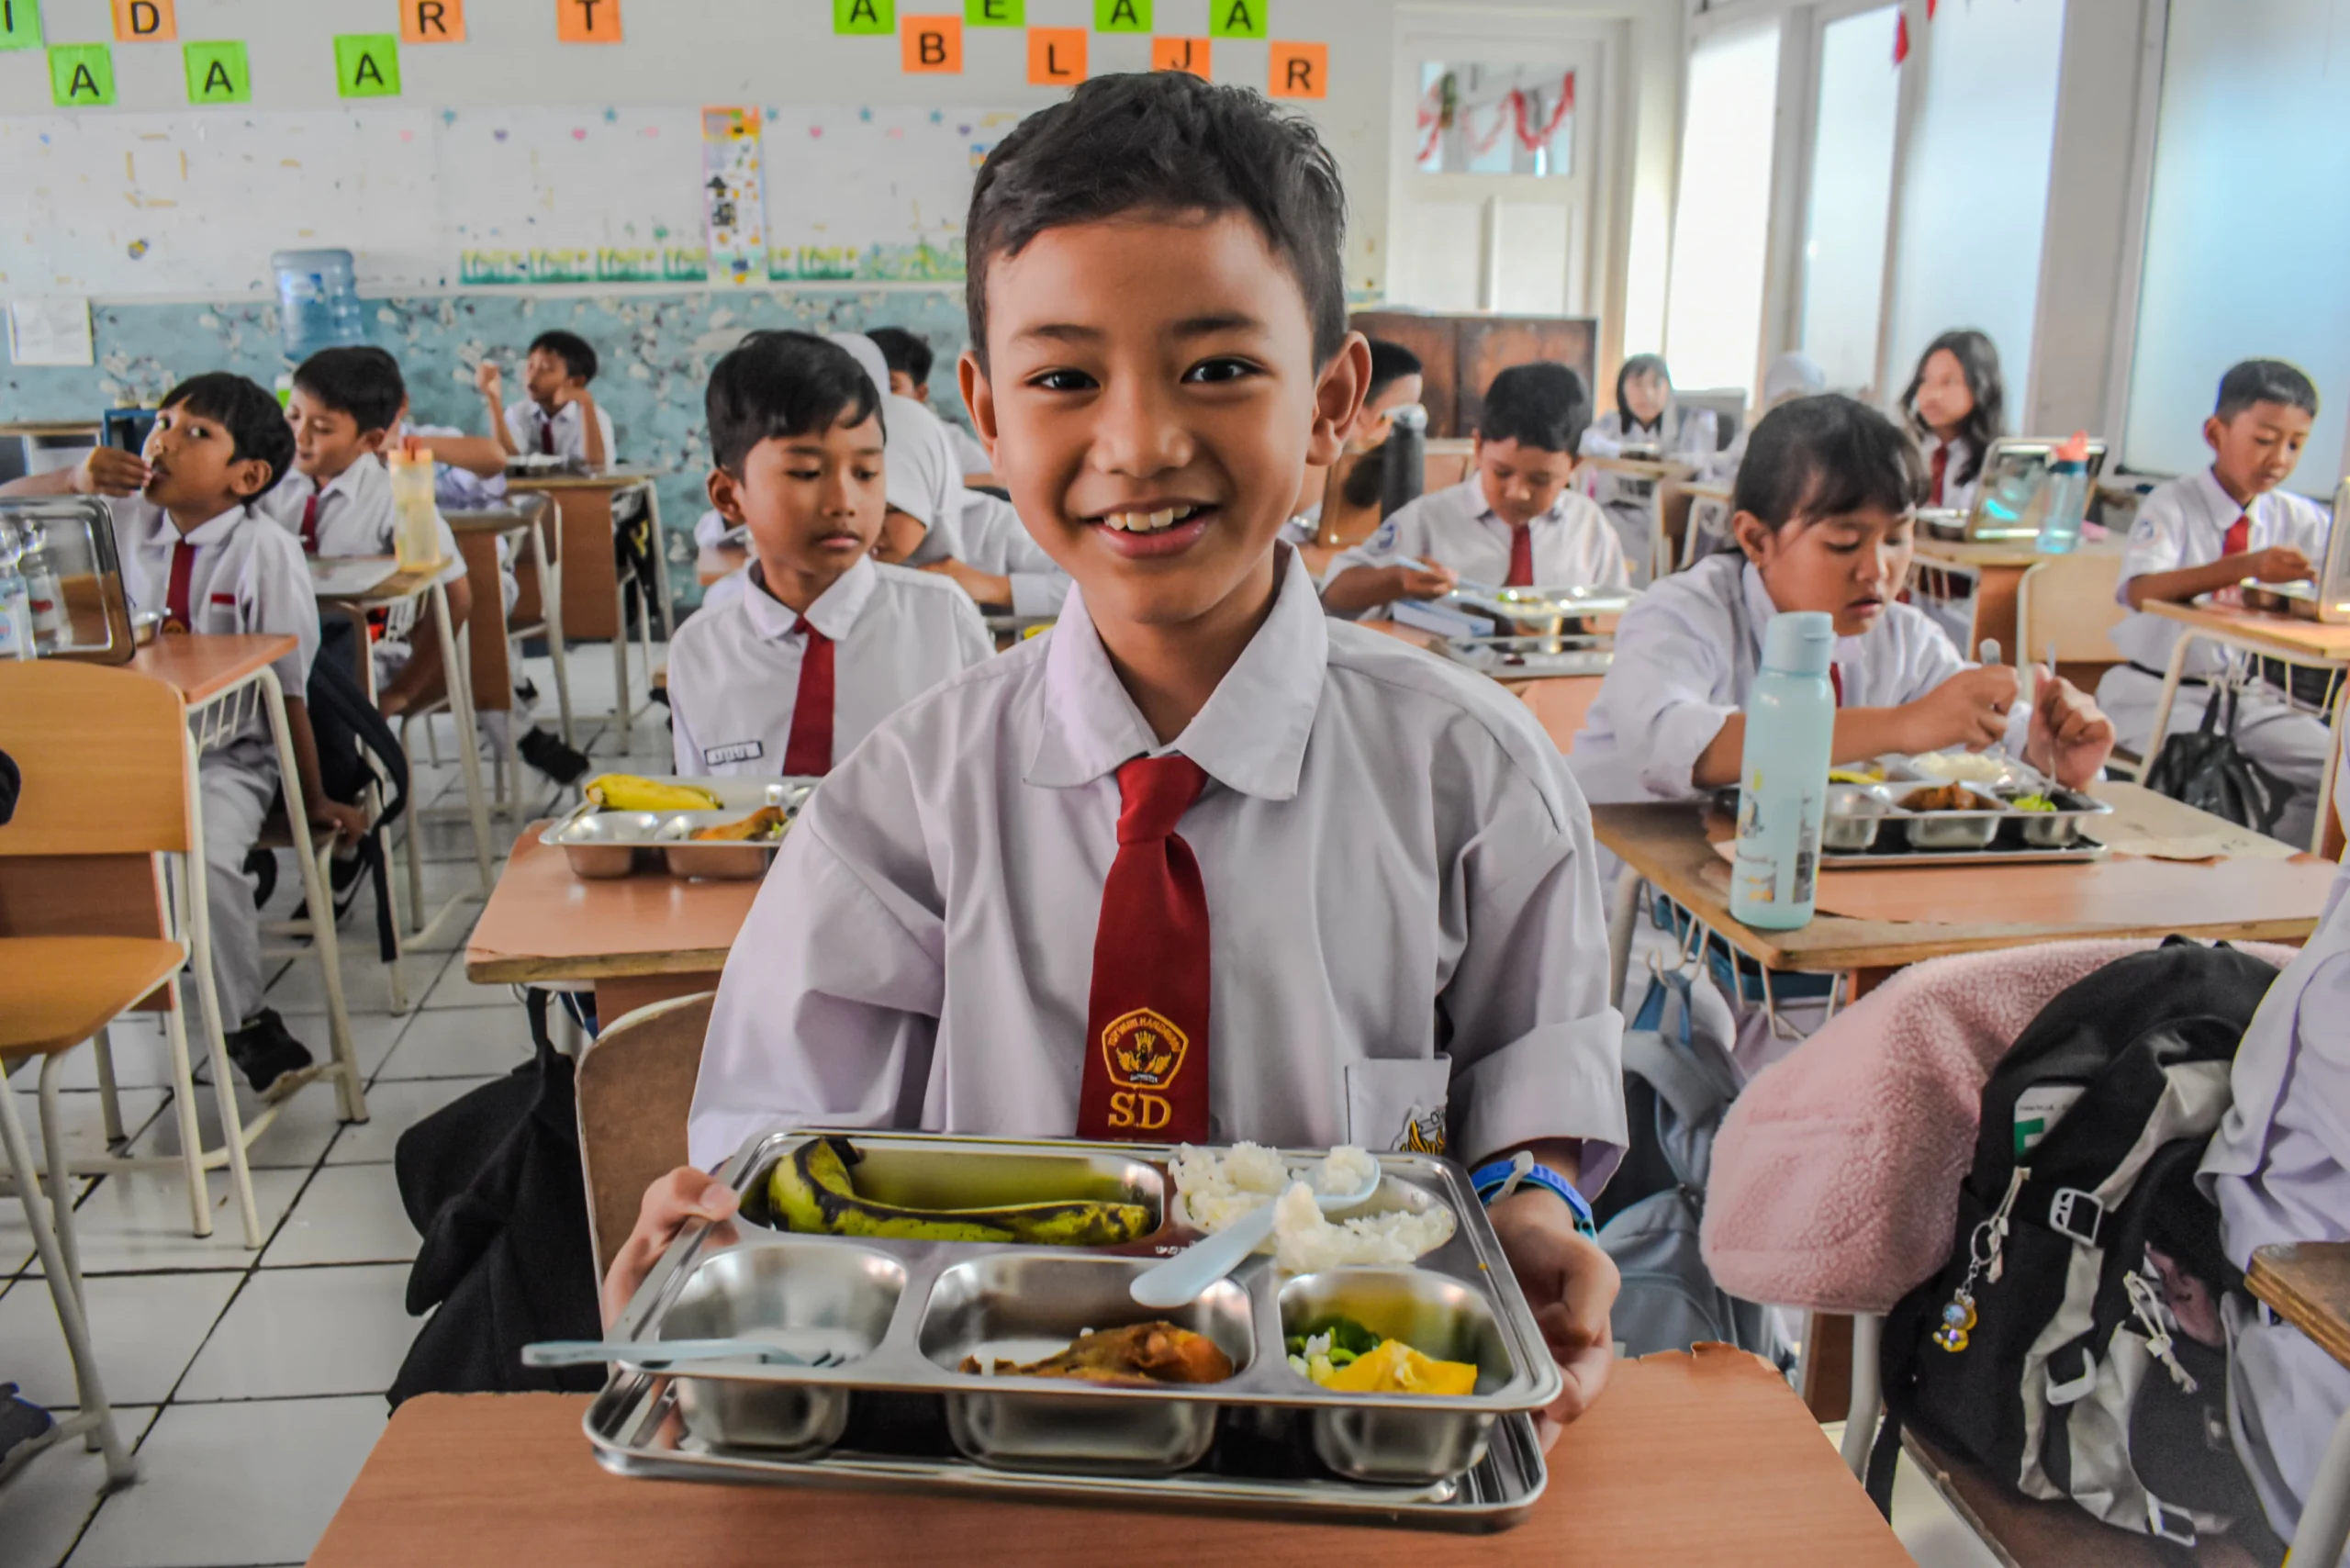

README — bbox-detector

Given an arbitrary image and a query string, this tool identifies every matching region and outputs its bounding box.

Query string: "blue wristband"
[1471,1158,1596,1237]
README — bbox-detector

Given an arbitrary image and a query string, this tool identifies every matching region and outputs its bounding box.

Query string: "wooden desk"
[128,631,296,705]
[308,1350,1908,1568]
[1514,675,1604,755]
[2248,1243,2350,1568]
[696,541,747,588]
[1909,538,2129,666]
[2142,599,2350,852]
[507,467,663,722]
[1595,782,2327,989]
[465,823,759,1021]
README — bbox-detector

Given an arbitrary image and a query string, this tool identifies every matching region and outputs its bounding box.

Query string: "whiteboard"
[0,100,1035,297]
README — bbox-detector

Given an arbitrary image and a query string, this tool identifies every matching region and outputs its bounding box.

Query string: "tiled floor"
[3,644,1996,1567]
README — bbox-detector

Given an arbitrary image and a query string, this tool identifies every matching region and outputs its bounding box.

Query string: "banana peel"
[586,773,721,812]
[767,1136,1154,1247]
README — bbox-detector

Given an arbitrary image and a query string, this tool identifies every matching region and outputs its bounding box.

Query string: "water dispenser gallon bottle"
[273,249,367,361]
[1729,610,1837,931]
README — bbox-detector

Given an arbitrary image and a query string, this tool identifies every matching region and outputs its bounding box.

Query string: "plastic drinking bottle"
[0,522,35,662]
[388,450,440,571]
[2034,431,2093,555]
[1729,611,1837,931]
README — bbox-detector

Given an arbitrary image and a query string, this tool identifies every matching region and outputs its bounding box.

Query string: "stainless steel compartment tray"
[1447,582,1638,622]
[584,1371,1547,1529]
[601,1133,1561,1485]
[542,778,816,879]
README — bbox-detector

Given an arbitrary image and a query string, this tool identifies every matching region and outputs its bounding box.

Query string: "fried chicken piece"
[689,805,789,842]
[959,1322,1235,1385]
[1900,784,1998,813]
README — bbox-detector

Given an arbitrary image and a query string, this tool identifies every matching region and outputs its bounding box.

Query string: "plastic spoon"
[1128,1167,1382,1311]
[521,1338,846,1370]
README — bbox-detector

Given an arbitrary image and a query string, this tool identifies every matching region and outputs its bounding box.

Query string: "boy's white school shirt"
[666,554,993,778]
[503,398,616,464]
[1569,551,2031,802]
[1321,476,1631,617]
[2109,467,2332,678]
[956,489,1071,620]
[688,546,1628,1179]
[109,494,319,755]
[252,457,466,589]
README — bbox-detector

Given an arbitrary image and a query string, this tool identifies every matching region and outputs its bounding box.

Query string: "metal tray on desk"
[1447,582,1638,622]
[1445,636,1612,678]
[542,777,817,880]
[584,1131,1557,1521]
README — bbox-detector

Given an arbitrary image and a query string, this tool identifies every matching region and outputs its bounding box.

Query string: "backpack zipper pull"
[1937,1167,2030,1351]
[2124,1270,2199,1394]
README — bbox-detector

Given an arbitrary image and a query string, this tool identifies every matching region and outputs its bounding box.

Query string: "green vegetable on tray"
[1284,1316,1381,1361]
[2010,793,2059,812]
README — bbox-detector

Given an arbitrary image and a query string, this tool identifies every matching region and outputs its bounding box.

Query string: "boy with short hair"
[261,346,471,720]
[613,73,1624,1436]
[1320,361,1629,618]
[482,330,613,466]
[666,331,993,779]
[1,375,362,1096]
[1283,337,1425,536]
[871,325,993,476]
[2098,359,2334,846]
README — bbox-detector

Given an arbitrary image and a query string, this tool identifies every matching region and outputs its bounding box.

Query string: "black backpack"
[2144,682,2294,837]
[1870,940,2282,1550]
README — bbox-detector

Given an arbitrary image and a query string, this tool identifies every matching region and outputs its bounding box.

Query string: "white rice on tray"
[1168,1142,1453,1271]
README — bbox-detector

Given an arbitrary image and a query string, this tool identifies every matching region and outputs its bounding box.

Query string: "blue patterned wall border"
[0,288,979,609]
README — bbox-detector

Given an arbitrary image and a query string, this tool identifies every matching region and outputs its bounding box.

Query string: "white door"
[1385,6,1614,319]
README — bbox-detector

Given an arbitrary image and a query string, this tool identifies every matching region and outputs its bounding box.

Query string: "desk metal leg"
[1841,1312,1884,1477]
[2145,634,2197,779]
[431,582,496,897]
[262,666,368,1129]
[2315,669,2349,856]
[2289,1403,2350,1568]
[531,519,575,748]
[1607,873,1642,1010]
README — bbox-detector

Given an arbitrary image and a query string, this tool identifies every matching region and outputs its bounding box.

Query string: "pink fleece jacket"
[1699,939,2298,1314]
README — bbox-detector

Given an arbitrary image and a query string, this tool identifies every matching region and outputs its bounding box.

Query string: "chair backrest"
[1423,440,1474,494]
[2017,551,2129,699]
[0,661,189,857]
[576,990,715,1275]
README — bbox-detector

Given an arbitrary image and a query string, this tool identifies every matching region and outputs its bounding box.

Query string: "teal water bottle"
[2035,431,2093,555]
[1729,611,1836,930]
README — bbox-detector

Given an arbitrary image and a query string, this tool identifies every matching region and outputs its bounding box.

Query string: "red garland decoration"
[1894,9,1910,62]
[1512,71,1576,151]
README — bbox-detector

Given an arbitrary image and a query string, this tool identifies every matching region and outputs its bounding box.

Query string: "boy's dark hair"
[1899,328,2004,489]
[867,327,935,389]
[1731,394,1925,538]
[158,372,296,498]
[966,72,1348,369]
[706,330,882,474]
[293,345,405,433]
[1477,363,1592,454]
[2214,359,2320,421]
[530,330,599,385]
[1366,339,1422,401]
[1614,353,1672,437]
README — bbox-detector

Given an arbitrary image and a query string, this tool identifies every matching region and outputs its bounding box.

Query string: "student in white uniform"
[1,375,362,1097]
[1320,362,1628,618]
[609,74,1625,1436]
[2098,359,2333,847]
[666,332,992,779]
[826,332,968,566]
[260,347,471,721]
[482,330,615,465]
[1282,337,1426,543]
[1581,354,1719,575]
[1572,395,2114,805]
[936,487,1074,621]
[2201,761,2350,1549]
[869,326,995,477]
[1899,329,2006,515]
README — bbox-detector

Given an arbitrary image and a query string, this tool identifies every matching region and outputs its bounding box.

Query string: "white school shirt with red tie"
[1322,476,1630,617]
[252,457,466,589]
[2109,467,2333,678]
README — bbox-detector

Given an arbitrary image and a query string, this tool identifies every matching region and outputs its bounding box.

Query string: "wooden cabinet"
[1348,311,1599,440]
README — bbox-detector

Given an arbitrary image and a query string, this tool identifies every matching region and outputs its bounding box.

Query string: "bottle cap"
[1761,610,1835,676]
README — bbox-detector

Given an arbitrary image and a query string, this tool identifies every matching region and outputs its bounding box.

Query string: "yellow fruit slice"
[1316,1339,1479,1395]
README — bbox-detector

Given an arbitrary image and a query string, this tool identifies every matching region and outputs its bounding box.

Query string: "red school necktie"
[299,491,322,555]
[2222,513,2251,556]
[161,538,197,633]
[1505,522,1535,588]
[1078,755,1213,1145]
[539,413,555,455]
[779,623,835,777]
[1830,664,1844,709]
[1929,443,1950,508]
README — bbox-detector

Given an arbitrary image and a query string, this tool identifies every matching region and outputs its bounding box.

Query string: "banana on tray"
[585,773,722,812]
[768,1136,1155,1247]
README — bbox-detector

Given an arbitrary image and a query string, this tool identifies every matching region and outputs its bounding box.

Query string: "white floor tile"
[0,1178,92,1280]
[372,1006,532,1081]
[40,1168,307,1275]
[38,1019,196,1093]
[291,1009,412,1082]
[67,1396,386,1568]
[260,1166,417,1269]
[259,945,409,1017]
[175,1265,418,1402]
[6,1089,170,1169]
[0,1269,242,1407]
[123,1079,348,1172]
[3,1405,158,1568]
[419,956,525,1012]
[325,1078,497,1165]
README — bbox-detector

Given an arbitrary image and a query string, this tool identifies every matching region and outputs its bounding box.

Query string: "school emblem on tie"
[1099,1008,1188,1133]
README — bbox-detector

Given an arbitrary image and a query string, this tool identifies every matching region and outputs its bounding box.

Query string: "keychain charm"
[1933,1292,1977,1352]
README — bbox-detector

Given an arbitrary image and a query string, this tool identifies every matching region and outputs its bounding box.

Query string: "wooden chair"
[575,991,714,1277]
[2248,1242,2350,1568]
[2017,551,2134,779]
[0,936,159,1489]
[0,660,267,1245]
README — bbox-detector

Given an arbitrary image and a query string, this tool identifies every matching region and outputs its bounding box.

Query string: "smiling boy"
[1320,362,1628,619]
[613,74,1626,1436]
[665,330,991,780]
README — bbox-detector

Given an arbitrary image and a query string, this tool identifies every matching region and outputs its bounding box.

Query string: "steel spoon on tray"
[1128,1168,1381,1310]
[522,1338,847,1370]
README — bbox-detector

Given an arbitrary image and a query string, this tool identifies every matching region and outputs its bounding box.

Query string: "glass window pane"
[1884,0,2065,420]
[1416,62,1578,178]
[1798,6,1901,393]
[1663,21,1783,391]
[2124,0,2350,487]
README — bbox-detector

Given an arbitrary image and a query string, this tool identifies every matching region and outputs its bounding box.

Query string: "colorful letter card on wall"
[50,41,113,104]
[835,0,893,33]
[1151,35,1207,74]
[966,0,1020,22]
[1209,0,1265,39]
[184,39,249,103]
[1095,0,1148,30]
[1027,26,1083,84]
[335,33,400,96]
[110,0,172,42]
[1269,39,1324,98]
[556,0,621,43]
[902,15,961,72]
[1,0,41,50]
[401,0,464,43]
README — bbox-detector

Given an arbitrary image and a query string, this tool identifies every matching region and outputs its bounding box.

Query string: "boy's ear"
[1729,509,1775,565]
[1308,332,1372,469]
[227,457,276,503]
[706,466,750,526]
[356,426,392,456]
[2202,413,2227,454]
[959,351,997,447]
